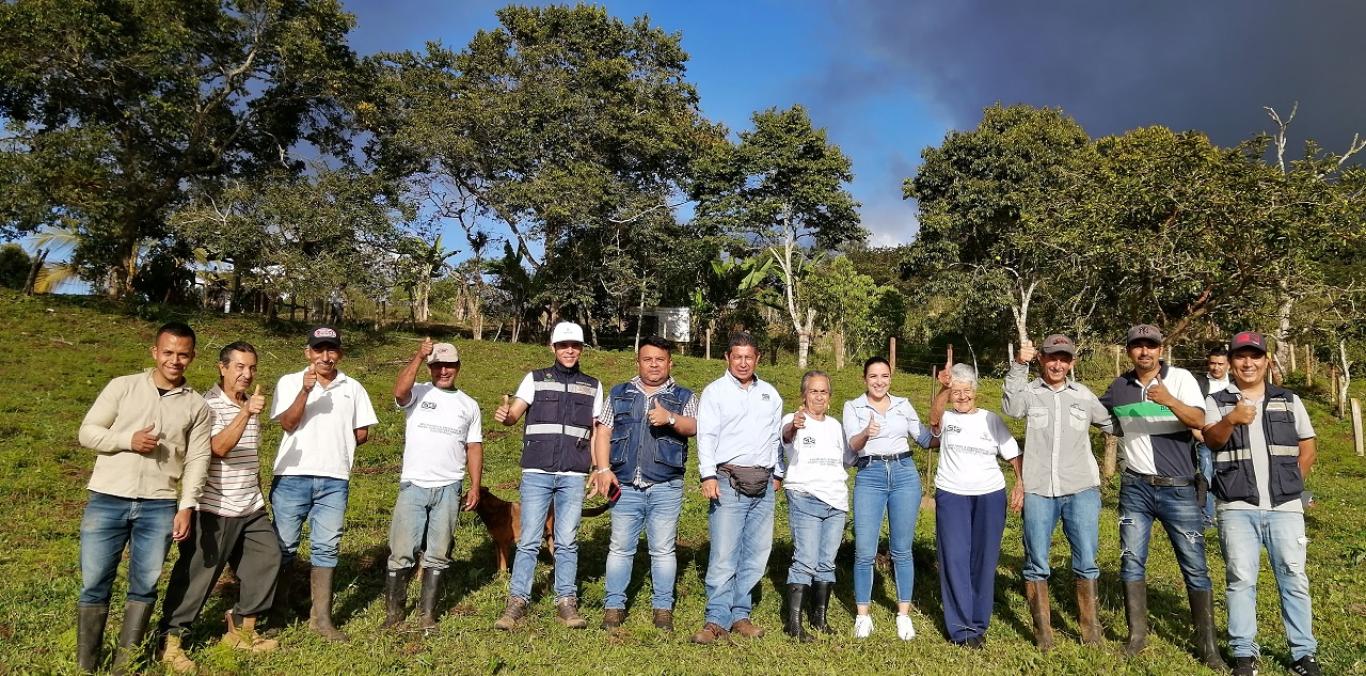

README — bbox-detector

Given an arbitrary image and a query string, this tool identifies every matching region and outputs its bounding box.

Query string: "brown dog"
[475,487,610,573]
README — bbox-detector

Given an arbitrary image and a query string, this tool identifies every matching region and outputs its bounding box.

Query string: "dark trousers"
[159,509,282,636]
[935,489,1006,643]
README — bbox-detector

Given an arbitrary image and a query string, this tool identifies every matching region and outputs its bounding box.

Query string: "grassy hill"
[1,290,1363,674]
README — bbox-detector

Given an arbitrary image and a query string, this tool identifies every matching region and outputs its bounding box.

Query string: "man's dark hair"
[726,331,758,354]
[1207,346,1229,358]
[639,335,673,354]
[863,355,890,376]
[156,321,196,348]
[219,341,258,365]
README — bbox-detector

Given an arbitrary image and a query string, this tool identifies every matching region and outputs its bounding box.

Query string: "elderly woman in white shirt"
[843,356,934,640]
[931,363,1023,649]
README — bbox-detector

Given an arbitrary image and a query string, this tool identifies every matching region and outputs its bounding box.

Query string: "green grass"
[1,289,1364,674]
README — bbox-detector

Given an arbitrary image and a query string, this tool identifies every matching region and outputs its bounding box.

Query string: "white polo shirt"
[398,383,482,488]
[271,368,378,481]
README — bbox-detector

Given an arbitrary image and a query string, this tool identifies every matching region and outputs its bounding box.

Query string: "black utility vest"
[520,366,600,473]
[1208,385,1304,507]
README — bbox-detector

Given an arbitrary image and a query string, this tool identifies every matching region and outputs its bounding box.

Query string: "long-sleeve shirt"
[841,394,932,455]
[1002,362,1114,497]
[696,370,783,480]
[78,369,213,510]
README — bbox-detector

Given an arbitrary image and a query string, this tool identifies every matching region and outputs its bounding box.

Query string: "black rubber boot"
[418,568,443,630]
[1123,581,1148,656]
[76,604,109,673]
[111,600,154,675]
[1189,588,1228,671]
[783,584,811,642]
[809,581,835,634]
[383,568,412,628]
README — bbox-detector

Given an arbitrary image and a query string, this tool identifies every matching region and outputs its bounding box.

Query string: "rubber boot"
[160,633,197,674]
[1123,581,1148,656]
[1024,580,1055,651]
[111,600,154,675]
[1189,589,1228,671]
[307,567,349,642]
[76,604,109,673]
[418,568,443,630]
[783,584,811,642]
[1075,579,1103,646]
[809,581,835,634]
[383,568,412,628]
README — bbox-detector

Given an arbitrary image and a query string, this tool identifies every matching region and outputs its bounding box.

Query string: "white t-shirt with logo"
[399,383,482,488]
[935,409,1021,496]
[780,413,851,512]
[270,369,378,481]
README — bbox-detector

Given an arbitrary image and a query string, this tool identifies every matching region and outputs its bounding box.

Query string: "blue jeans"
[271,475,350,569]
[852,455,921,604]
[509,472,586,601]
[786,490,846,585]
[79,492,177,605]
[936,489,1006,643]
[604,479,684,610]
[704,473,775,628]
[387,480,463,571]
[1117,475,1211,590]
[1219,509,1317,660]
[1022,488,1101,582]
[1196,443,1215,524]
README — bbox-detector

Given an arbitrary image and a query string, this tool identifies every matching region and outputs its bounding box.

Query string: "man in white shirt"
[269,325,378,642]
[384,339,482,631]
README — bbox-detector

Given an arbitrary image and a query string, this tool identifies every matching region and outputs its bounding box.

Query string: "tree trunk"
[1273,287,1294,382]
[23,248,48,295]
[705,319,714,360]
[797,306,816,369]
[834,327,846,371]
[634,279,646,352]
[1009,278,1038,346]
[1339,339,1352,417]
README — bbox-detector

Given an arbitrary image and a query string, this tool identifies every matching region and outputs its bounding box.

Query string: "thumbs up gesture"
[1146,378,1177,407]
[791,406,807,430]
[494,393,512,424]
[647,398,671,426]
[417,336,434,360]
[937,343,954,388]
[131,423,159,453]
[1227,397,1257,425]
[864,415,881,439]
[302,365,318,393]
[247,384,266,416]
[1017,339,1037,365]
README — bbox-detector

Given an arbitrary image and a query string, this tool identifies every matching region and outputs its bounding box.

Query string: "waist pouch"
[1195,472,1208,507]
[720,464,772,498]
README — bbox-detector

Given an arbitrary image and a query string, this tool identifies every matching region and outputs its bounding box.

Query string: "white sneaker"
[853,614,874,638]
[896,613,916,640]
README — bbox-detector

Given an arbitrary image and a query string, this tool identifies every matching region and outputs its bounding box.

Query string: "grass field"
[1,289,1364,675]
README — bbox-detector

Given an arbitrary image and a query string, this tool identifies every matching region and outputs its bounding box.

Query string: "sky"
[341,0,1366,250]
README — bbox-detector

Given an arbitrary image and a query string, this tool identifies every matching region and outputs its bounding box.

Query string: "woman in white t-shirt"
[778,371,851,640]
[932,363,1022,648]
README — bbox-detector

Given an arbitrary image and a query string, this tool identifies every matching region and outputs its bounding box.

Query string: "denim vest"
[521,367,600,473]
[607,381,692,484]
[1208,385,1303,507]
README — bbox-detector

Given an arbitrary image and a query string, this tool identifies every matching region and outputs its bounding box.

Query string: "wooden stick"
[889,337,897,372]
[1113,345,1122,377]
[1353,398,1364,457]
[1103,434,1118,479]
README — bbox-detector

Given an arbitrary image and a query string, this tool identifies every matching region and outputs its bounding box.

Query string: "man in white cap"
[493,321,603,630]
[384,338,483,630]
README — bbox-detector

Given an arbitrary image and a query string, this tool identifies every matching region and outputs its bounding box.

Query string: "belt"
[863,451,913,463]
[1123,469,1193,487]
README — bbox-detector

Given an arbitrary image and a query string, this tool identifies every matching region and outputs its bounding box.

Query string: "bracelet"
[592,467,612,475]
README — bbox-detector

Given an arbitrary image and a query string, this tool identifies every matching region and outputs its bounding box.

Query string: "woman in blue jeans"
[779,371,851,640]
[842,356,933,640]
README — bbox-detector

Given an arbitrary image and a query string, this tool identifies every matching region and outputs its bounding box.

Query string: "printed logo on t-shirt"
[802,435,816,445]
[421,401,438,410]
[761,393,771,401]
[944,424,962,435]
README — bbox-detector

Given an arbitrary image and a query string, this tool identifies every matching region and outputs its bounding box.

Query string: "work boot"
[1123,581,1149,656]
[159,633,197,674]
[555,597,588,629]
[1075,579,1103,646]
[222,610,278,652]
[730,618,765,638]
[493,597,527,631]
[77,604,109,673]
[652,608,674,632]
[383,568,412,628]
[417,568,443,630]
[1189,588,1228,671]
[601,608,626,630]
[808,581,835,634]
[784,584,811,641]
[111,600,154,675]
[1024,580,1055,651]
[307,567,349,642]
[689,622,730,645]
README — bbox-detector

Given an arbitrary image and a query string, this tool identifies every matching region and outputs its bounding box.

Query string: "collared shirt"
[201,385,266,517]
[1002,362,1115,497]
[594,376,699,428]
[78,369,213,509]
[1100,363,1204,478]
[270,368,378,481]
[1203,383,1315,514]
[696,370,783,479]
[841,393,932,455]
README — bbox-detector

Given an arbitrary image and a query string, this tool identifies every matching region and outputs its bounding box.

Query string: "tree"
[689,255,772,359]
[693,105,863,367]
[0,244,30,290]
[805,255,901,369]
[0,0,361,297]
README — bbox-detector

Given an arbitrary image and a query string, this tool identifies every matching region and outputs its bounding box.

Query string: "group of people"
[73,319,1321,676]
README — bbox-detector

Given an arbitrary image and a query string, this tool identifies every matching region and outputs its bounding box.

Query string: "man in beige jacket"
[75,322,212,673]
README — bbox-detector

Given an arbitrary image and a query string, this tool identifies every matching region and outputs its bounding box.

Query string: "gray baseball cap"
[427,342,461,364]
[1126,324,1163,346]
[1040,334,1076,356]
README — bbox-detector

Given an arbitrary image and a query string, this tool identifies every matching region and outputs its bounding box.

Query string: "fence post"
[1112,345,1122,377]
[1305,345,1314,386]
[1332,367,1342,417]
[1353,398,1364,457]
[889,337,897,373]
[1103,434,1119,479]
[1289,342,1297,372]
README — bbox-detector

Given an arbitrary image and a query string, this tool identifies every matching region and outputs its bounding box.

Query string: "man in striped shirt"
[158,342,281,672]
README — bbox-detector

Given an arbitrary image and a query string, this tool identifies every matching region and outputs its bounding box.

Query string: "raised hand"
[791,406,807,430]
[247,384,266,416]
[1226,397,1257,425]
[302,365,318,393]
[647,398,671,426]
[1146,378,1177,407]
[937,344,954,387]
[864,415,881,439]
[418,336,434,360]
[1017,339,1037,365]
[131,423,158,453]
[494,394,512,424]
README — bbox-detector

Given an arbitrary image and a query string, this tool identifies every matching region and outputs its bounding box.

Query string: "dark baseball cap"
[307,325,342,349]
[1040,334,1076,356]
[1126,324,1163,346]
[1228,331,1267,354]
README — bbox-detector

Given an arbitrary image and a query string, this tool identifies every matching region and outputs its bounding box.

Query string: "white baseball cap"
[549,322,585,345]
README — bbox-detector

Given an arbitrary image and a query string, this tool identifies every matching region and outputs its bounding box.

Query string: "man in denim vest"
[590,336,698,632]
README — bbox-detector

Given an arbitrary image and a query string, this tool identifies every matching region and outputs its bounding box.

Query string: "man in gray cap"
[1100,324,1225,669]
[384,338,483,630]
[1003,334,1114,650]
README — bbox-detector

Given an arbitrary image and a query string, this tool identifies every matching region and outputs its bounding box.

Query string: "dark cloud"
[821,0,1366,153]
